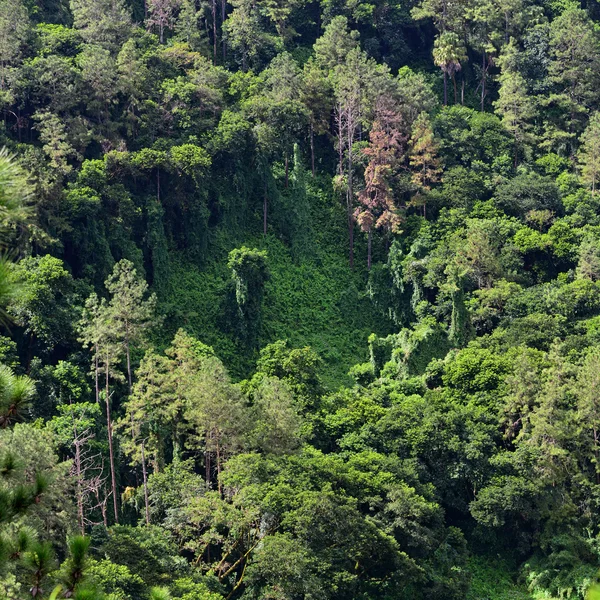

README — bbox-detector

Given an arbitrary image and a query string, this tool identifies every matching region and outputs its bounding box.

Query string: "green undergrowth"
[467,557,534,600]
[160,234,392,387]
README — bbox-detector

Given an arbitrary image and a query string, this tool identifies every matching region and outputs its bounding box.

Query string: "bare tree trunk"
[222,0,227,61]
[263,181,267,235]
[75,432,84,534]
[125,335,132,396]
[453,74,458,105]
[105,358,119,524]
[310,122,315,177]
[481,52,486,111]
[212,0,218,64]
[347,133,354,269]
[141,440,150,525]
[205,448,211,487]
[94,345,99,405]
[443,72,448,106]
[216,439,222,496]
[367,229,372,271]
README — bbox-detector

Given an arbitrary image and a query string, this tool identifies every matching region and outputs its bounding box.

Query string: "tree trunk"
[367,229,372,271]
[141,440,150,525]
[75,434,84,535]
[94,345,99,405]
[310,122,315,177]
[452,74,458,105]
[205,448,211,487]
[212,0,218,64]
[480,52,486,111]
[222,0,227,61]
[347,135,354,269]
[443,72,448,106]
[105,358,119,524]
[263,182,267,235]
[216,439,222,496]
[125,334,132,396]
[285,154,289,188]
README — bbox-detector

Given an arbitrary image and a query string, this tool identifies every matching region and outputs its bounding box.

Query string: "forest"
[4,0,600,598]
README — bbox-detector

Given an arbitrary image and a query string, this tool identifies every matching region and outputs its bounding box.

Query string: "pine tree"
[105,260,157,395]
[578,112,600,195]
[409,112,442,217]
[355,103,404,269]
[78,293,122,524]
[495,40,536,166]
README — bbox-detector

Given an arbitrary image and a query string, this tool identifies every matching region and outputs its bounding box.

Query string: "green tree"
[578,111,600,194]
[495,40,537,166]
[432,32,467,106]
[105,259,158,395]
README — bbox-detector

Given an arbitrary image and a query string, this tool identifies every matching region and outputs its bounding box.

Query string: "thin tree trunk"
[105,358,119,524]
[125,335,132,396]
[461,78,465,105]
[263,181,267,235]
[285,154,289,188]
[481,52,486,111]
[347,137,354,269]
[75,432,84,534]
[222,0,227,61]
[367,229,372,271]
[443,72,448,106]
[212,0,217,64]
[453,74,458,105]
[205,448,211,487]
[310,122,315,177]
[94,345,99,405]
[216,439,222,495]
[141,440,150,525]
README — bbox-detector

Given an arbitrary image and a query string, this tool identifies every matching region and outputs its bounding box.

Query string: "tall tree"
[105,259,157,395]
[146,0,181,44]
[78,293,122,524]
[578,111,600,195]
[70,0,132,51]
[409,111,442,217]
[355,102,404,269]
[433,32,467,105]
[494,40,536,167]
[546,7,600,156]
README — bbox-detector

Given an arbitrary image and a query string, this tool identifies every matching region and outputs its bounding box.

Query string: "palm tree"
[433,32,467,105]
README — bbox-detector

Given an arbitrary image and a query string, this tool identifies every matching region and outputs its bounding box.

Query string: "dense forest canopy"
[4,0,600,598]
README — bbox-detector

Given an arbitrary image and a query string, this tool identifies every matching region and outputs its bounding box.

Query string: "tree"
[332,47,384,268]
[185,355,248,491]
[70,0,132,51]
[546,7,600,156]
[0,364,35,428]
[495,40,537,166]
[105,259,158,395]
[300,58,332,177]
[78,293,122,524]
[146,0,181,44]
[433,32,467,106]
[355,102,404,269]
[578,111,600,194]
[409,112,442,218]
[223,0,275,71]
[0,0,30,97]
